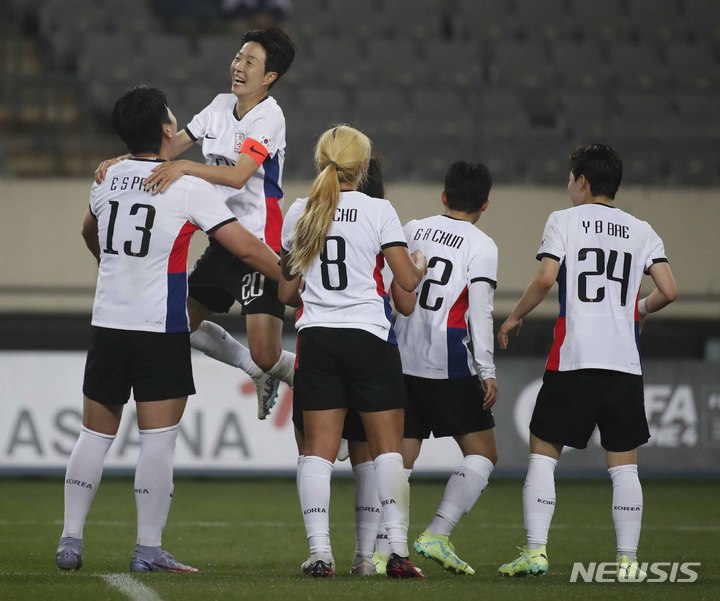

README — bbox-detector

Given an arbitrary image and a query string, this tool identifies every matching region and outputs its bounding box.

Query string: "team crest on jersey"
[234,132,246,153]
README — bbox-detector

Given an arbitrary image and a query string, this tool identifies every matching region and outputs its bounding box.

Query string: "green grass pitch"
[0,477,717,600]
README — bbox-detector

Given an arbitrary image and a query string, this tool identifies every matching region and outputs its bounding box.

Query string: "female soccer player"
[496,143,677,580]
[279,125,427,579]
[96,27,297,419]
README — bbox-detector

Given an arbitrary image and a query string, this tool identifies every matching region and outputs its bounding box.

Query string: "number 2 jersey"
[394,215,498,380]
[185,93,285,251]
[281,191,407,342]
[90,158,236,333]
[538,203,668,375]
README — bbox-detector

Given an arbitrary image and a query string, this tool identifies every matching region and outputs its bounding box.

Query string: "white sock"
[135,425,179,547]
[190,321,263,379]
[352,461,381,560]
[266,350,296,388]
[62,426,115,539]
[374,452,410,557]
[523,453,558,549]
[609,464,643,560]
[429,454,494,536]
[375,468,411,557]
[299,455,334,561]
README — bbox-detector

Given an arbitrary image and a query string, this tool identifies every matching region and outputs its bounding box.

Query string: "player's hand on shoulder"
[497,315,522,350]
[144,160,187,195]
[94,155,128,184]
[482,377,498,410]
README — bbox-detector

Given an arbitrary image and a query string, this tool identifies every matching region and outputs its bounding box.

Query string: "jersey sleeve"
[378,200,407,249]
[241,107,285,162]
[536,211,565,262]
[186,179,237,232]
[468,238,498,289]
[281,200,302,253]
[185,96,219,143]
[468,279,496,381]
[644,224,668,273]
[467,239,498,380]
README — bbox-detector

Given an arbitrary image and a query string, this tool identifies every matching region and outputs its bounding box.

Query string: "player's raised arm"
[384,247,427,292]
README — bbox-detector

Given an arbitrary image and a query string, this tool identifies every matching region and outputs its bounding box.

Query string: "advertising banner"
[1,352,718,476]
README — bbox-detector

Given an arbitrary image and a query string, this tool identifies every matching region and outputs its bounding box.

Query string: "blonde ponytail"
[289,125,371,275]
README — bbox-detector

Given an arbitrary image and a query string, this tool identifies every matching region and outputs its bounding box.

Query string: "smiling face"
[230,41,276,99]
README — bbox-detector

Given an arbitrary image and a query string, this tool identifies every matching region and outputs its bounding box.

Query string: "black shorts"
[403,375,495,439]
[530,369,650,452]
[293,327,406,423]
[188,238,284,319]
[82,327,195,405]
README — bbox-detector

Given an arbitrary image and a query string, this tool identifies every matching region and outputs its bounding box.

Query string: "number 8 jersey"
[281,191,407,342]
[90,159,236,333]
[538,203,668,375]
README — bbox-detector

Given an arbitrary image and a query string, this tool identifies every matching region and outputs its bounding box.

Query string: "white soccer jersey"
[281,191,407,342]
[186,93,285,251]
[394,215,498,380]
[90,159,236,333]
[538,203,667,374]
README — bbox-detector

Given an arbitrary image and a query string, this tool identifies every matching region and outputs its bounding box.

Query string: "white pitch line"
[101,574,165,601]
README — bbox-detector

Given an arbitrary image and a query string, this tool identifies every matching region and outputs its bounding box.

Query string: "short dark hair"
[443,161,492,213]
[358,156,385,198]
[112,86,171,155]
[569,143,623,199]
[241,27,296,88]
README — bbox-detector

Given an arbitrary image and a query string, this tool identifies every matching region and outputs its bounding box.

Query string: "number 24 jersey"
[538,203,668,375]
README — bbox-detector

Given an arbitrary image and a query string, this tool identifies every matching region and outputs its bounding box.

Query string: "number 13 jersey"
[281,191,407,342]
[538,203,668,374]
[90,159,236,334]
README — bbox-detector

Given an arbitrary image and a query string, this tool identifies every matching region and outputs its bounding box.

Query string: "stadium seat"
[606,41,669,90]
[488,40,553,90]
[307,37,367,86]
[422,39,483,89]
[610,92,678,140]
[513,0,574,42]
[666,40,720,92]
[551,40,610,90]
[571,0,628,42]
[559,91,611,142]
[625,0,685,42]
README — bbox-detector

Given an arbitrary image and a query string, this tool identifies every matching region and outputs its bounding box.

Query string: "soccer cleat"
[617,554,647,582]
[350,558,376,576]
[373,551,388,575]
[336,438,350,461]
[253,372,280,420]
[498,546,548,577]
[303,559,335,578]
[386,553,426,579]
[130,549,198,573]
[56,536,83,570]
[413,530,475,575]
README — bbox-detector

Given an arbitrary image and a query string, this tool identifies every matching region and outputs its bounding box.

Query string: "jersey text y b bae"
[538,203,667,375]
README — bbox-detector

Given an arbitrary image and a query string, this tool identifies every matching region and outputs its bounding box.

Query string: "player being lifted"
[96,28,297,419]
[496,144,677,580]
